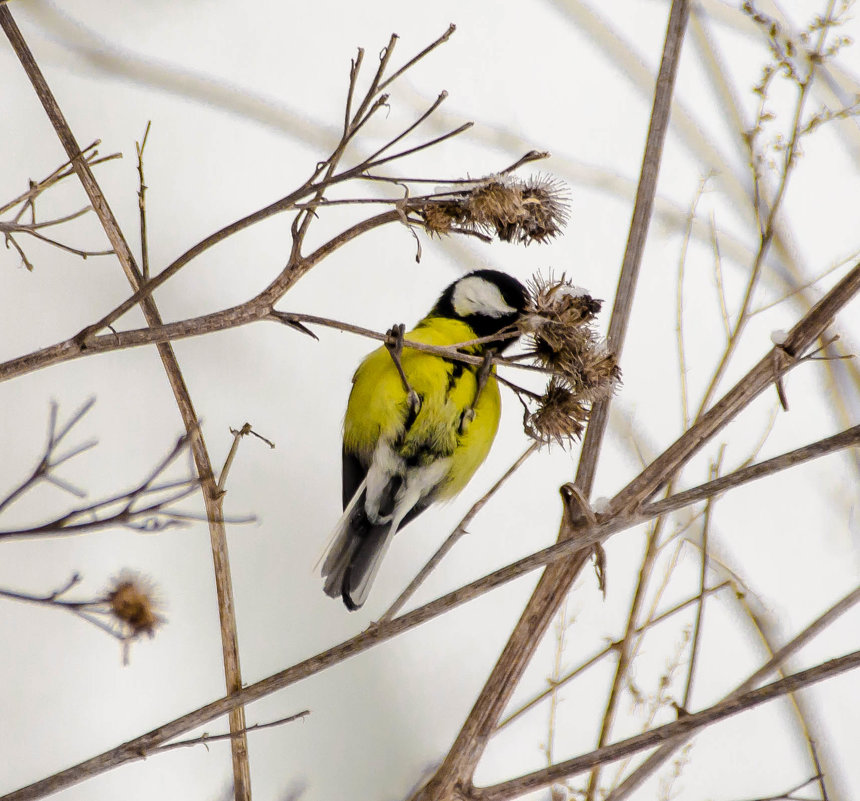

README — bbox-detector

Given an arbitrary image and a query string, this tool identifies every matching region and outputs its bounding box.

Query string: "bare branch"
[153,711,310,754]
[472,651,860,801]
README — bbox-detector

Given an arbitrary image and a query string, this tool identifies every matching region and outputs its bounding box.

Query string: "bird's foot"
[459,353,494,434]
[385,323,421,414]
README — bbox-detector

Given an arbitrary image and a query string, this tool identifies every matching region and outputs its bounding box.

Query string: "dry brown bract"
[521,273,621,447]
[105,570,163,639]
[418,175,570,245]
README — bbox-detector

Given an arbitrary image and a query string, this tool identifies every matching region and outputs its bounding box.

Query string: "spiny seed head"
[421,202,460,237]
[528,272,602,321]
[417,174,569,245]
[519,271,621,448]
[523,273,617,390]
[105,571,163,639]
[525,378,589,447]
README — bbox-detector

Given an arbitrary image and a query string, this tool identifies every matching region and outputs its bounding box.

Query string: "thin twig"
[5,419,859,800]
[472,650,860,801]
[153,711,310,754]
[380,443,538,621]
[135,121,152,280]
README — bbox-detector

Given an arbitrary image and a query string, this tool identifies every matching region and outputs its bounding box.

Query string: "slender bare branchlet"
[0,406,209,541]
[0,141,119,271]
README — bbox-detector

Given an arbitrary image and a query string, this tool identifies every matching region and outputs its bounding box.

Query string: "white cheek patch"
[451,276,517,318]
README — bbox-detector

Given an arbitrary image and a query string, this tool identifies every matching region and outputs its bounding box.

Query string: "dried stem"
[604,580,860,801]
[0,571,164,658]
[679,454,722,712]
[0,8,252,795]
[472,650,860,801]
[694,0,838,417]
[4,416,858,800]
[495,581,732,733]
[0,399,96,515]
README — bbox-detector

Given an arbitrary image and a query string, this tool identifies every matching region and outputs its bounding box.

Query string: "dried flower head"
[525,378,589,447]
[517,272,621,448]
[105,570,163,639]
[417,174,569,245]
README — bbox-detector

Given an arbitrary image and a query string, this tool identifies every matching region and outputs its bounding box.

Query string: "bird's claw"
[385,323,420,408]
[385,323,407,359]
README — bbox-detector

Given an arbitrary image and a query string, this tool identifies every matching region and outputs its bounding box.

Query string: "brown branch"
[605,580,860,801]
[4,415,858,800]
[152,711,310,754]
[471,650,860,801]
[0,8,252,796]
[576,0,692,494]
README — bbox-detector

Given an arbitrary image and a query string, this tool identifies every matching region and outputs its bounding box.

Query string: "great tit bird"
[321,269,528,610]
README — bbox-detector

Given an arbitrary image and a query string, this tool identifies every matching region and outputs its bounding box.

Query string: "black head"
[430,269,528,353]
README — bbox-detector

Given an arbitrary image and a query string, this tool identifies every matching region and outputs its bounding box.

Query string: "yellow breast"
[343,317,501,499]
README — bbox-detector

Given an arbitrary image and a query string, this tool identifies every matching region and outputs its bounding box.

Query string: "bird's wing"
[341,446,366,510]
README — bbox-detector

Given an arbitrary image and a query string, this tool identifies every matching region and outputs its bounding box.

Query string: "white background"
[1,1,858,800]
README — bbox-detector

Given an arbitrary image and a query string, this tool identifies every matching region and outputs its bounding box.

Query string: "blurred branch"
[0,401,211,540]
[473,651,860,801]
[5,416,859,799]
[695,0,842,416]
[0,398,96,515]
[605,580,860,800]
[494,580,732,733]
